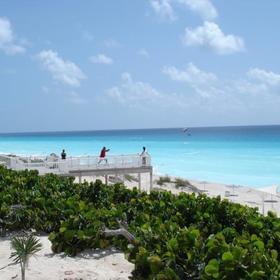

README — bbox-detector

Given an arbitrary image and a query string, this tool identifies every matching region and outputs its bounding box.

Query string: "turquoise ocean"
[0,125,280,188]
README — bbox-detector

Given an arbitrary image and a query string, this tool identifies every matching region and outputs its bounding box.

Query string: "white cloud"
[37,50,86,87]
[163,62,280,101]
[233,80,269,96]
[178,0,217,20]
[105,66,280,120]
[107,73,195,110]
[0,17,25,55]
[150,0,217,21]
[247,68,280,86]
[150,0,176,21]
[89,54,113,65]
[107,73,162,105]
[163,63,219,98]
[183,21,245,55]
[163,62,217,85]
[138,48,149,58]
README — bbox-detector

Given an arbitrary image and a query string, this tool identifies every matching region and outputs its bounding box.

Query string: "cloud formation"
[163,62,280,101]
[0,17,25,55]
[107,73,162,105]
[163,63,219,98]
[178,0,217,20]
[150,2,242,56]
[182,21,245,55]
[106,72,192,111]
[163,62,217,84]
[105,65,280,123]
[150,0,217,21]
[247,68,280,86]
[37,50,86,87]
[89,54,113,65]
[150,0,176,21]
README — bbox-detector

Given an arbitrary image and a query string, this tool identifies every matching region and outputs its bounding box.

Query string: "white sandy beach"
[78,174,280,216]
[152,175,280,216]
[0,235,134,280]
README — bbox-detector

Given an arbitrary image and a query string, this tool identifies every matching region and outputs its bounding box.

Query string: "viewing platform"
[0,154,153,190]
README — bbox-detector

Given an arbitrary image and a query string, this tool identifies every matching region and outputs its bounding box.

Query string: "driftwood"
[101,219,136,243]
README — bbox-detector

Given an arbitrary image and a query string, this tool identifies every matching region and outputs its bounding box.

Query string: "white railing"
[0,154,13,166]
[2,154,151,174]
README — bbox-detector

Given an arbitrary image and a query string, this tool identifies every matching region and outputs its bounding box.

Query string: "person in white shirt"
[140,146,148,166]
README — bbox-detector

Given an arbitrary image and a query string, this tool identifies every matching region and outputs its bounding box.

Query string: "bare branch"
[102,227,136,243]
[101,219,136,243]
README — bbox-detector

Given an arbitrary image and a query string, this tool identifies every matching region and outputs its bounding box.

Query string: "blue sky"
[0,0,280,133]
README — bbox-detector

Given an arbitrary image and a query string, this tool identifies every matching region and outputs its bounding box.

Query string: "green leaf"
[59,227,67,233]
[254,240,264,251]
[149,255,162,274]
[167,238,178,252]
[77,230,85,239]
[205,259,219,276]
[48,232,56,241]
[79,201,86,210]
[271,249,278,260]
[159,201,165,208]
[222,251,234,262]
[156,268,180,280]
[64,230,75,242]
[249,271,265,280]
[190,229,200,239]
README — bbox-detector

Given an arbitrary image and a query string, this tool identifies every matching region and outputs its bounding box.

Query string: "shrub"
[0,166,280,279]
[174,178,190,188]
[156,176,171,186]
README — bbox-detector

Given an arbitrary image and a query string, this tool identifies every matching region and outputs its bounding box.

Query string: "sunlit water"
[0,126,280,188]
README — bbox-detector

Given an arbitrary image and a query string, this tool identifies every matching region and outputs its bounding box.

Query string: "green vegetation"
[156,176,171,186]
[174,178,202,193]
[10,234,42,280]
[174,177,195,188]
[0,166,280,279]
[174,177,187,187]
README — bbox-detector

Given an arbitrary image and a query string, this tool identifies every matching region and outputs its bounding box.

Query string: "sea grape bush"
[0,165,279,279]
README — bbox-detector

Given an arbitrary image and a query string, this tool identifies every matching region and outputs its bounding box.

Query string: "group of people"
[60,146,149,165]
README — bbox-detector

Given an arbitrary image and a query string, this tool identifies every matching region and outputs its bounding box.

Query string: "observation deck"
[0,154,153,190]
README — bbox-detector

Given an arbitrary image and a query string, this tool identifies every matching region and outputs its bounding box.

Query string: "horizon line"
[1,123,280,135]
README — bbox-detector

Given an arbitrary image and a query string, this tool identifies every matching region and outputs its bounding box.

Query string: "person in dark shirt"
[98,147,110,163]
[61,149,66,160]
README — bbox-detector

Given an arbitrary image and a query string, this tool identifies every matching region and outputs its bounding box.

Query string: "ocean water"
[0,125,280,188]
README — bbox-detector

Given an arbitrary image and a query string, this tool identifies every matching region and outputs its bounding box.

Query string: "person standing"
[61,149,66,160]
[140,146,148,166]
[98,147,110,163]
